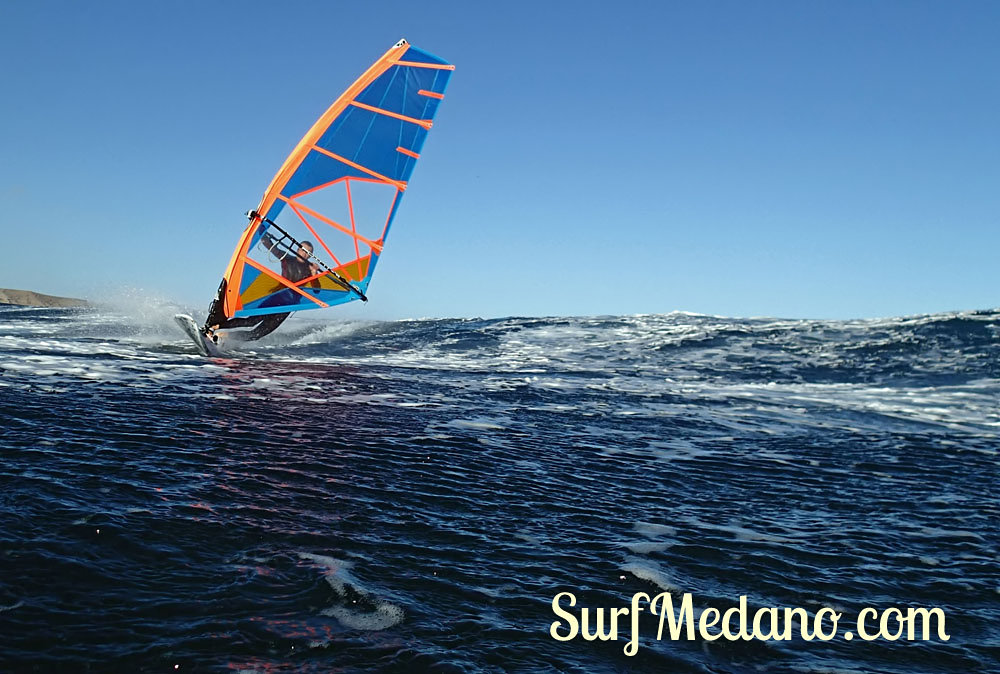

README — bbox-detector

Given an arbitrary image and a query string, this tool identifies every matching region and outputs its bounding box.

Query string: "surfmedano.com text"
[549,592,950,656]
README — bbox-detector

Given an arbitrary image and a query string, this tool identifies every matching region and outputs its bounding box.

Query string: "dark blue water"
[1,304,998,672]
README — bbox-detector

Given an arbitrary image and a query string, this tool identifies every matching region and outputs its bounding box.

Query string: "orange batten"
[396,146,420,159]
[278,194,383,250]
[294,269,339,287]
[417,89,445,99]
[287,203,343,267]
[309,145,408,191]
[291,176,386,200]
[243,258,329,308]
[380,189,401,240]
[346,180,361,260]
[349,101,433,130]
[291,177,348,200]
[395,61,455,70]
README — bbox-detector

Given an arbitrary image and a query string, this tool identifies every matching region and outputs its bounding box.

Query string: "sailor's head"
[296,241,314,260]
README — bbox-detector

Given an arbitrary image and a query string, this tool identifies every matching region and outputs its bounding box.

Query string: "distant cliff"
[0,288,89,308]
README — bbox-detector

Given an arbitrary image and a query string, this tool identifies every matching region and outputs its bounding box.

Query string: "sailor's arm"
[259,231,287,260]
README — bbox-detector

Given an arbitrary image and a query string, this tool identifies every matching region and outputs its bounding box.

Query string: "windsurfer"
[203,233,320,342]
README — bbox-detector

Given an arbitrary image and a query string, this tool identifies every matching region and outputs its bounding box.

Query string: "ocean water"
[1,303,998,673]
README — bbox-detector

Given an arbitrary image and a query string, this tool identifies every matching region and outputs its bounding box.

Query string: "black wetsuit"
[204,234,317,341]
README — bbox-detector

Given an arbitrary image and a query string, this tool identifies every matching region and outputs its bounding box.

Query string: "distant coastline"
[0,288,89,308]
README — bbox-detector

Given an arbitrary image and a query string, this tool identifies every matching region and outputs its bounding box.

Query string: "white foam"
[285,320,373,346]
[449,418,507,431]
[514,530,543,545]
[621,558,684,594]
[909,527,985,542]
[622,540,672,554]
[634,522,677,538]
[675,516,798,545]
[321,603,404,631]
[297,553,405,631]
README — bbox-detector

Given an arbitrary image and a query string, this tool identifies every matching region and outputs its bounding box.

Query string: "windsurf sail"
[211,39,453,321]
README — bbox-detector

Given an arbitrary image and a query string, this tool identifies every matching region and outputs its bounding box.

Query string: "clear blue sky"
[1,1,997,319]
